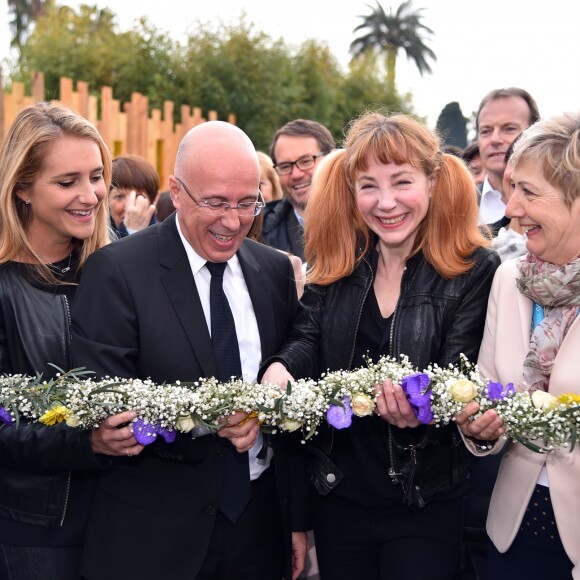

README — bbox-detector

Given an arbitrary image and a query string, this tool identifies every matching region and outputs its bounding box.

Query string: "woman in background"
[109,154,159,237]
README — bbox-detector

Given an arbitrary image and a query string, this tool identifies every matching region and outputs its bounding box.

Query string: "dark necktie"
[205,261,251,523]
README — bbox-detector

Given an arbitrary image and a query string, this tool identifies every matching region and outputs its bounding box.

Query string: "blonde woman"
[0,102,142,580]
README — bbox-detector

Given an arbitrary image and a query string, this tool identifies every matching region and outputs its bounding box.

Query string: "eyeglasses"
[174,177,265,217]
[273,152,327,175]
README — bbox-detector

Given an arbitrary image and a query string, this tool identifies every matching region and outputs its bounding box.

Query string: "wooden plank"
[31,71,45,101]
[100,86,113,150]
[77,80,89,118]
[59,77,73,108]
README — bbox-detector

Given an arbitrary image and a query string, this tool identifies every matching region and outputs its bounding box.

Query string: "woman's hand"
[261,361,295,388]
[123,190,157,231]
[455,402,505,441]
[91,411,144,457]
[217,411,260,452]
[375,379,421,428]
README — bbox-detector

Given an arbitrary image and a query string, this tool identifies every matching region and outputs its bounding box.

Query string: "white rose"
[176,415,196,433]
[65,413,80,428]
[531,390,558,411]
[351,393,375,417]
[280,418,302,432]
[450,379,478,403]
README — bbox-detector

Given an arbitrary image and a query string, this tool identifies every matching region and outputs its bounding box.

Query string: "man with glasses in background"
[262,119,335,260]
[71,121,309,580]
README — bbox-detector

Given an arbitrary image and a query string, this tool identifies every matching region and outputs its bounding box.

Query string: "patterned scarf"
[516,253,580,392]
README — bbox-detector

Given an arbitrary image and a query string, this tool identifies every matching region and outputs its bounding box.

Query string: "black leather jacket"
[0,264,107,536]
[266,247,500,507]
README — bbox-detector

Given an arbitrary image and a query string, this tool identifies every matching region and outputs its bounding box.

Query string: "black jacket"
[264,247,500,507]
[0,263,106,541]
[261,198,305,260]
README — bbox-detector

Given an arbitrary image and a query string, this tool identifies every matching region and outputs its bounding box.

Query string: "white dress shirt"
[176,218,271,480]
[478,176,506,225]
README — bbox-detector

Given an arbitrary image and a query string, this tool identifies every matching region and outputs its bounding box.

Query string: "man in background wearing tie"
[71,121,309,580]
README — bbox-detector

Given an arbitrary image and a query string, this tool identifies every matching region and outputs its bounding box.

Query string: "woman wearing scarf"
[457,112,580,579]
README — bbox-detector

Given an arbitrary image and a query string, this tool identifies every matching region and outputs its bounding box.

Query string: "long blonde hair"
[0,102,112,281]
[306,112,489,285]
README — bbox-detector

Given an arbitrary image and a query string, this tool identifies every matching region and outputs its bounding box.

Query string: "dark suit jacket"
[71,215,309,580]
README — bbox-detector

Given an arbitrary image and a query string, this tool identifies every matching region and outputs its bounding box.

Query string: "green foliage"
[9,3,415,150]
[351,1,436,94]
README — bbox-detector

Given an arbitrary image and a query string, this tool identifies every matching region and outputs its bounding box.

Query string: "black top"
[331,249,401,506]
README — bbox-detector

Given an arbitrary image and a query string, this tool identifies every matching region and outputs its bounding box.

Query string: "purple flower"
[132,418,158,445]
[157,426,177,443]
[486,381,515,401]
[326,396,353,429]
[0,406,13,425]
[132,419,177,445]
[401,373,433,424]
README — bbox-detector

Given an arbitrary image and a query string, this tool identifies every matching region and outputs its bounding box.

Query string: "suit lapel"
[238,242,276,361]
[157,216,217,379]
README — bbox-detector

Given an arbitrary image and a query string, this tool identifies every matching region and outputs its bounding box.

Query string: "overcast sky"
[1,0,579,132]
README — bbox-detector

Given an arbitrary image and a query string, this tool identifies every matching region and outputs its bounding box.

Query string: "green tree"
[337,49,413,138]
[7,0,46,50]
[350,0,436,95]
[17,3,179,109]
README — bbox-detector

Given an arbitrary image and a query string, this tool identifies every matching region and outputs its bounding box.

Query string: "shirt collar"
[175,214,242,275]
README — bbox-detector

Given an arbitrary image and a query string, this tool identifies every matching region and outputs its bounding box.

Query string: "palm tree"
[350,1,436,95]
[7,0,47,50]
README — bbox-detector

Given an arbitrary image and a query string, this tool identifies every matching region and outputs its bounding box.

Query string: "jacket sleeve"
[439,249,501,366]
[0,421,111,472]
[71,248,140,380]
[259,283,326,380]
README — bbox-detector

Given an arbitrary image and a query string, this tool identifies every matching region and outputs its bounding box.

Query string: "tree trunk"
[386,45,397,95]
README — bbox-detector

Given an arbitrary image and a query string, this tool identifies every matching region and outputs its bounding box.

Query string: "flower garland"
[1,358,579,453]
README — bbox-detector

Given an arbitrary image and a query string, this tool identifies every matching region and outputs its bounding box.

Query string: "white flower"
[531,390,558,411]
[449,379,478,403]
[351,393,375,417]
[280,418,302,432]
[65,413,80,428]
[176,414,196,433]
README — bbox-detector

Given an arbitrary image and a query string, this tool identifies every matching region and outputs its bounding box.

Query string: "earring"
[25,200,30,205]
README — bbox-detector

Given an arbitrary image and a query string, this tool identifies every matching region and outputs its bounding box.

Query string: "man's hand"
[291,531,308,580]
[217,411,260,452]
[91,411,145,457]
[261,361,295,388]
[123,190,157,232]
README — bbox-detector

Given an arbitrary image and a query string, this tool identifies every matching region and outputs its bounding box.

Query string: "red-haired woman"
[262,112,500,579]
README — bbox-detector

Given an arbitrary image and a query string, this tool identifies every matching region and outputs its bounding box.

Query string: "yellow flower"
[39,405,70,426]
[351,393,375,417]
[280,418,302,432]
[450,379,478,403]
[531,390,558,411]
[556,393,580,406]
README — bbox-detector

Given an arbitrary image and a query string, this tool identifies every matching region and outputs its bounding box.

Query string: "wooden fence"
[0,70,236,189]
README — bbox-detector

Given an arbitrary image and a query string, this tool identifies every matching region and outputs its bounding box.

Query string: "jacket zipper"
[346,256,374,371]
[387,264,408,486]
[60,471,72,526]
[60,294,72,525]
